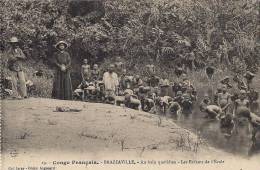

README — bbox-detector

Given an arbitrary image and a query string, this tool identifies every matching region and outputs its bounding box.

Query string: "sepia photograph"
[0,0,259,169]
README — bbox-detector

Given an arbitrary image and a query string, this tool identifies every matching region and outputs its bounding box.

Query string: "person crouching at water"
[103,64,119,103]
[200,94,211,110]
[200,104,224,119]
[7,36,28,99]
[52,41,72,100]
[237,108,260,145]
[200,94,234,132]
[200,94,222,119]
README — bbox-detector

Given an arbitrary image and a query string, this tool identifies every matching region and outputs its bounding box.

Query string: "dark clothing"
[91,69,100,81]
[147,76,160,87]
[169,102,181,115]
[205,66,215,79]
[7,48,26,72]
[52,51,72,100]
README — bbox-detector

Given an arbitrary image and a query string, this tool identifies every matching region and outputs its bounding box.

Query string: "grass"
[2,53,54,98]
[22,60,53,98]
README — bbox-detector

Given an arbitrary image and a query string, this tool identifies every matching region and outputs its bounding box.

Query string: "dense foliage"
[1,0,259,96]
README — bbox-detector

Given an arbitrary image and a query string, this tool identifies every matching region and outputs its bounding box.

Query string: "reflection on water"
[167,104,260,157]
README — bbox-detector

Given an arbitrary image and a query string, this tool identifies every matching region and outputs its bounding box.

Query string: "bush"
[1,0,259,97]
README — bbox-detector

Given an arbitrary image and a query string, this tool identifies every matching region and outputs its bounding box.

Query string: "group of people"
[73,55,197,117]
[50,41,189,111]
[200,74,258,118]
[2,38,74,100]
[199,74,260,141]
[3,37,260,144]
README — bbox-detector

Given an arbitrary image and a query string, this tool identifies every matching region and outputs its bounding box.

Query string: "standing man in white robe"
[103,64,119,103]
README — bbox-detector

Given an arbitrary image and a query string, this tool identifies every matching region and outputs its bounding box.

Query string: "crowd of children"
[199,73,259,141]
[71,56,260,144]
[73,57,197,116]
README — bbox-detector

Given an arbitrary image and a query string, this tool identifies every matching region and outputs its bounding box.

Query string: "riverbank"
[2,98,260,170]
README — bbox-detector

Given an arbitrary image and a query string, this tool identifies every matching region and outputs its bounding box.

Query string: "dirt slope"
[2,98,260,170]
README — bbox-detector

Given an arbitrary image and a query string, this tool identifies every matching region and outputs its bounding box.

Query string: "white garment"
[103,72,119,91]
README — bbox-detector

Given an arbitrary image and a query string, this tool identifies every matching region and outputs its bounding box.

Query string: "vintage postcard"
[1,0,259,170]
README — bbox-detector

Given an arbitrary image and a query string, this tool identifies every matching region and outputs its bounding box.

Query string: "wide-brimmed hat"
[9,36,19,43]
[55,41,68,50]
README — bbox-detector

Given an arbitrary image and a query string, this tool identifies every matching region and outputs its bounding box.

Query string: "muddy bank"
[2,98,260,170]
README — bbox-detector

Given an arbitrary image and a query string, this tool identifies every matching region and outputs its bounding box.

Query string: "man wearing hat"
[52,41,72,100]
[7,36,27,99]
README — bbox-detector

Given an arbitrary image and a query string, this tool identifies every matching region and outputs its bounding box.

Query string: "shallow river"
[169,99,260,157]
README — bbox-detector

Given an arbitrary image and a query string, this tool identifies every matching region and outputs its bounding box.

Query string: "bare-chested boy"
[233,90,250,117]
[81,59,91,82]
[217,85,231,113]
